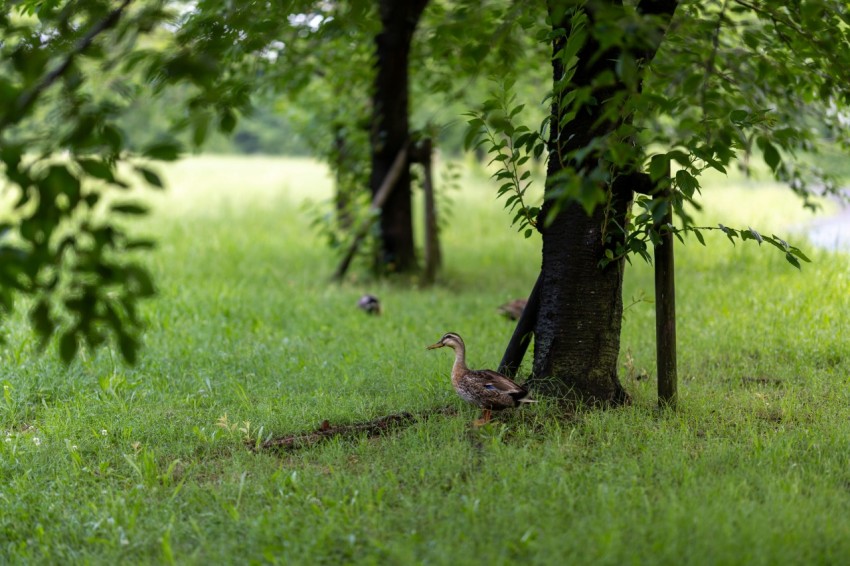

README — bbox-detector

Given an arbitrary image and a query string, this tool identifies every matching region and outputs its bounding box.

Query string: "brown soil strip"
[253,405,457,452]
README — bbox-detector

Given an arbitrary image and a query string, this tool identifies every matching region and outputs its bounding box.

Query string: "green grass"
[1,155,849,564]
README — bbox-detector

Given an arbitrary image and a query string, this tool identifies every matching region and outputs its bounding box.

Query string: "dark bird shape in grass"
[426,332,535,426]
[498,298,527,321]
[357,294,382,315]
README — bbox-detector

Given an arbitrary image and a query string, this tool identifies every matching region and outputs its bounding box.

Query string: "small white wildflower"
[71,445,78,451]
[33,437,41,446]
[4,437,10,443]
[101,429,108,436]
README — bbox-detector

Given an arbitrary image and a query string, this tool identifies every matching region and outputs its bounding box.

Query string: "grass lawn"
[1,155,849,564]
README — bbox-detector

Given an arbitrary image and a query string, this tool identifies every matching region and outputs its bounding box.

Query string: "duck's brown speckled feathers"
[497,298,527,321]
[454,368,533,410]
[427,332,535,425]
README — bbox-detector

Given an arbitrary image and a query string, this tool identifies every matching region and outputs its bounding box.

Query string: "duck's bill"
[426,342,443,350]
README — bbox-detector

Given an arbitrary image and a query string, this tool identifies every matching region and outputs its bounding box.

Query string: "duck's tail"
[511,389,537,404]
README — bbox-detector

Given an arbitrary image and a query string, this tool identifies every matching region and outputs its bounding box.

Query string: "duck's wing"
[468,369,529,397]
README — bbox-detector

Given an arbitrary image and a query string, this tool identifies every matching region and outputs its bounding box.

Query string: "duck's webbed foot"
[472,409,492,427]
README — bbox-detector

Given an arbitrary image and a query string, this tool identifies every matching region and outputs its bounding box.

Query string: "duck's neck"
[450,344,468,385]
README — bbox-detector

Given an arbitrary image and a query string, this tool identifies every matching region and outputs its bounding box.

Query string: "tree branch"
[636,0,680,63]
[0,0,134,133]
[730,0,810,41]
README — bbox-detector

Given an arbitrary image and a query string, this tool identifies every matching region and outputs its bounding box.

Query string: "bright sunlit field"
[1,155,849,564]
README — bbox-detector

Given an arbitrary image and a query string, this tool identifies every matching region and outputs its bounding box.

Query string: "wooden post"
[332,145,408,281]
[420,138,441,284]
[654,185,677,407]
[498,273,543,377]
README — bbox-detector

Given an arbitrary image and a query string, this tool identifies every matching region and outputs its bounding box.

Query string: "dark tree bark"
[528,0,677,404]
[370,0,429,273]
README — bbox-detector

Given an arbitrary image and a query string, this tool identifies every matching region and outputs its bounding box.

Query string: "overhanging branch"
[0,0,134,134]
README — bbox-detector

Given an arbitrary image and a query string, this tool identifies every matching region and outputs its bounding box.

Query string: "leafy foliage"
[0,0,271,361]
[464,82,546,238]
[466,0,850,266]
[1,1,159,362]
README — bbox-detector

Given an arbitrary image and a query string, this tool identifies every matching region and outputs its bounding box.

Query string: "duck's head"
[426,332,464,351]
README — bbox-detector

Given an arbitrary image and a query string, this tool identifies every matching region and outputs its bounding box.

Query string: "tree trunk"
[370,0,428,273]
[531,197,631,404]
[529,0,677,404]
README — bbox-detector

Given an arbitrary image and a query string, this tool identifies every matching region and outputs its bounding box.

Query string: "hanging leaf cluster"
[0,0,301,362]
[466,0,850,266]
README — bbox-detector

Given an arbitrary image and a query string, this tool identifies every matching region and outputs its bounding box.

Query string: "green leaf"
[135,166,164,189]
[785,253,801,269]
[667,150,691,168]
[675,170,699,198]
[102,125,124,152]
[0,144,23,170]
[615,52,638,87]
[463,122,483,151]
[757,136,781,172]
[126,239,156,251]
[220,110,237,134]
[718,224,737,245]
[773,236,790,252]
[44,166,81,203]
[789,247,811,263]
[730,109,749,123]
[118,332,138,365]
[127,266,156,297]
[30,300,53,344]
[143,140,182,161]
[649,155,669,181]
[192,114,210,147]
[59,330,78,364]
[78,159,115,182]
[111,203,149,216]
[693,229,706,246]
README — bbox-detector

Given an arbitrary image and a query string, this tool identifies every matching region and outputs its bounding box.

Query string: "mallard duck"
[426,332,535,426]
[498,298,527,321]
[357,294,381,315]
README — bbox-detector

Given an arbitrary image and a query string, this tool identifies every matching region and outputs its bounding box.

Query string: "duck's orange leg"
[473,409,492,427]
